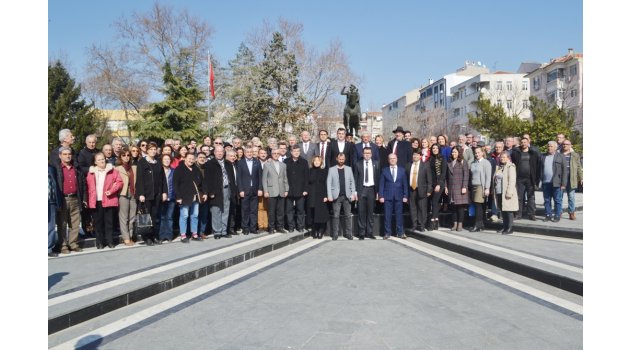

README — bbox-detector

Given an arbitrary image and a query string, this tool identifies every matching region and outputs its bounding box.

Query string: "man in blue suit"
[354,131,380,164]
[237,147,263,234]
[379,153,408,239]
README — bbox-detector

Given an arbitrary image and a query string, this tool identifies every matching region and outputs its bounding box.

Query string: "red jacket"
[86,164,123,208]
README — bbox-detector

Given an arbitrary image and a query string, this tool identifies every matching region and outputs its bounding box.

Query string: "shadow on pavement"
[75,334,103,349]
[48,272,69,291]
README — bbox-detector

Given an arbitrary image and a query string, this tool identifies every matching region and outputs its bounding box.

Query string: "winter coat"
[78,147,99,176]
[54,161,86,210]
[86,164,123,208]
[565,151,583,189]
[135,156,167,200]
[284,157,309,197]
[446,160,469,205]
[541,152,568,188]
[173,163,203,206]
[307,167,330,224]
[493,163,519,212]
[511,147,541,186]
[203,158,237,206]
[115,164,137,197]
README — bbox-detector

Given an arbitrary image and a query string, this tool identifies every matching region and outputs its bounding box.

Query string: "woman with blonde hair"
[493,151,518,234]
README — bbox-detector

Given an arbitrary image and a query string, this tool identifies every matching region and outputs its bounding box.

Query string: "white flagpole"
[208,50,212,135]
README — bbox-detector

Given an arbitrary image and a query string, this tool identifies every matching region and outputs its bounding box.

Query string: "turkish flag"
[209,57,215,99]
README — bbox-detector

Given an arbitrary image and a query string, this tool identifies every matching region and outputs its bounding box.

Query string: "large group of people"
[47,126,583,257]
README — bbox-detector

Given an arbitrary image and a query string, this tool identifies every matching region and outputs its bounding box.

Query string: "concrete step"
[48,231,312,335]
[404,227,583,296]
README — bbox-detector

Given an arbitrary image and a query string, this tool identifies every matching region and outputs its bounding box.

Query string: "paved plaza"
[48,196,583,350]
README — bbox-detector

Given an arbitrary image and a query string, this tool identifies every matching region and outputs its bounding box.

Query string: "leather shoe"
[225,234,233,238]
[367,235,376,239]
[145,239,154,246]
[268,229,275,234]
[383,235,389,240]
[96,244,104,250]
[48,252,59,257]
[251,229,258,235]
[153,239,162,245]
[276,229,287,234]
[107,244,115,249]
[201,234,208,240]
[543,216,551,222]
[359,236,365,240]
[214,235,221,239]
[181,237,190,243]
[72,247,83,252]
[502,228,514,235]
[469,227,482,232]
[569,212,576,220]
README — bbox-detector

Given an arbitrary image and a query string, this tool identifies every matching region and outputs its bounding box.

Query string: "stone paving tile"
[97,240,581,349]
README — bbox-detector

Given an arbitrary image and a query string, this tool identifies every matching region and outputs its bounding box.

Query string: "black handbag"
[134,203,153,235]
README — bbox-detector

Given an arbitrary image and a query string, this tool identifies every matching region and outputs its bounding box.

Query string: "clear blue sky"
[48,0,582,112]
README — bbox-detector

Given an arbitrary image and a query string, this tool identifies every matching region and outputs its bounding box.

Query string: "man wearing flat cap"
[387,126,413,166]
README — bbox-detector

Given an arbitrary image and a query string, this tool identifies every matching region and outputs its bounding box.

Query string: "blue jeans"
[565,186,576,213]
[179,201,199,236]
[49,203,57,253]
[211,187,230,235]
[159,201,176,240]
[542,183,563,218]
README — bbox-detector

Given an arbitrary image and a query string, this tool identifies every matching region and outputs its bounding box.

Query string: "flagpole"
[208,50,212,135]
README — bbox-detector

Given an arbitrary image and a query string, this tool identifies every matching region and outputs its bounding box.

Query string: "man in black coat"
[387,126,413,166]
[353,146,380,239]
[203,146,237,239]
[316,129,333,168]
[354,131,379,164]
[406,150,433,232]
[173,153,204,242]
[284,145,310,232]
[511,136,541,220]
[330,127,355,168]
[236,147,263,234]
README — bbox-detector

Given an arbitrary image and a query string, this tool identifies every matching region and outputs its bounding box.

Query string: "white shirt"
[303,142,309,154]
[363,159,374,187]
[337,140,345,153]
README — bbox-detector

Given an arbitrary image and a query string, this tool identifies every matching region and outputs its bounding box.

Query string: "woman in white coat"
[493,151,518,234]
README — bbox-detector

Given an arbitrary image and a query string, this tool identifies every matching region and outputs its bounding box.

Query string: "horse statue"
[341,84,361,138]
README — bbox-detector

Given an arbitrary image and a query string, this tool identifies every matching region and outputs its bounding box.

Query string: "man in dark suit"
[353,146,380,239]
[298,130,318,166]
[379,153,408,239]
[354,131,379,164]
[285,145,309,232]
[387,126,413,166]
[330,127,355,168]
[406,150,433,232]
[316,129,333,168]
[237,147,263,234]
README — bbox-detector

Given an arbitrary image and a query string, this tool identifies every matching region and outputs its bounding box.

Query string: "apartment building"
[525,49,583,131]
[449,72,531,132]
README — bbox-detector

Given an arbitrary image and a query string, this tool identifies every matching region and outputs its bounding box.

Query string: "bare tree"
[245,18,358,117]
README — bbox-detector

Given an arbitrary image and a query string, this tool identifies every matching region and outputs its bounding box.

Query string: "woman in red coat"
[87,152,123,249]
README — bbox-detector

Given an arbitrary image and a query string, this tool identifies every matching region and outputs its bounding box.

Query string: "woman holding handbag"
[135,142,167,246]
[173,152,204,243]
[87,152,123,249]
[115,148,137,246]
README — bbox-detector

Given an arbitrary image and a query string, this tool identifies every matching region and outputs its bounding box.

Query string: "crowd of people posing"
[47,126,583,257]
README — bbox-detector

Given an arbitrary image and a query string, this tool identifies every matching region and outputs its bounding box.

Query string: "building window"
[547,92,555,104]
[522,81,528,90]
[496,99,502,106]
[533,77,540,90]
[427,89,432,96]
[522,99,529,109]
[507,100,513,110]
[547,69,558,82]
[393,101,399,108]
[454,108,460,117]
[571,89,578,97]
[570,64,578,77]
[506,81,513,91]
[496,81,503,90]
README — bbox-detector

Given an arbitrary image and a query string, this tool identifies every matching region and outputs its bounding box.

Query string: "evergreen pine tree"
[48,61,102,152]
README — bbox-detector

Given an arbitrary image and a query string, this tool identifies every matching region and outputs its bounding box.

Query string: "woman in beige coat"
[115,148,138,245]
[493,151,518,234]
